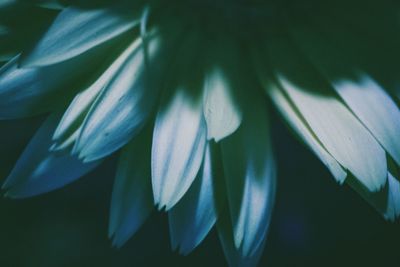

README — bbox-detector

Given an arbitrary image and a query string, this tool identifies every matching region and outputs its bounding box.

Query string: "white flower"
[1,1,399,266]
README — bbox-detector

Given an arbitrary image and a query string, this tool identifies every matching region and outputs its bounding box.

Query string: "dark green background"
[0,111,399,267]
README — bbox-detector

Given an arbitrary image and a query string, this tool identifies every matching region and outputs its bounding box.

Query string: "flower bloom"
[1,0,399,266]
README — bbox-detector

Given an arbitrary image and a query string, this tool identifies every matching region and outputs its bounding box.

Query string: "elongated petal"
[74,34,166,162]
[221,98,276,257]
[266,38,387,192]
[347,172,400,221]
[0,40,109,119]
[278,76,386,192]
[21,5,140,67]
[332,77,400,165]
[288,27,400,166]
[217,208,265,267]
[0,55,78,119]
[262,76,347,183]
[203,66,242,142]
[3,114,100,198]
[53,35,141,150]
[109,127,153,247]
[168,144,217,255]
[152,89,207,210]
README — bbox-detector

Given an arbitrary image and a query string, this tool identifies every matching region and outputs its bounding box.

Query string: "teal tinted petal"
[152,90,207,210]
[266,38,387,192]
[52,35,143,150]
[266,81,347,183]
[347,171,400,221]
[217,209,265,267]
[168,144,217,255]
[74,34,165,161]
[277,76,386,192]
[332,76,400,165]
[0,55,83,119]
[385,172,400,221]
[109,127,153,247]
[22,5,140,67]
[221,97,276,257]
[289,27,400,165]
[203,66,242,142]
[3,113,100,198]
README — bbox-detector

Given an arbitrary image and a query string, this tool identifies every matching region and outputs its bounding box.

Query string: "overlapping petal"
[168,144,217,255]
[3,113,100,198]
[221,94,276,257]
[21,5,141,67]
[109,126,153,247]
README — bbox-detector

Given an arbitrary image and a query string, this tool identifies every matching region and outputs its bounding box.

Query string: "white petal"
[22,5,140,66]
[152,89,207,210]
[74,34,164,161]
[347,172,400,221]
[168,144,217,255]
[109,128,153,247]
[203,66,242,142]
[53,36,142,149]
[265,80,347,183]
[278,76,386,192]
[288,27,400,166]
[3,113,100,198]
[262,36,386,192]
[385,172,400,221]
[0,55,78,119]
[332,76,400,165]
[217,209,265,267]
[221,98,276,257]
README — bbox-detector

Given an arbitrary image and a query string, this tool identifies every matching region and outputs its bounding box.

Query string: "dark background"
[0,112,399,267]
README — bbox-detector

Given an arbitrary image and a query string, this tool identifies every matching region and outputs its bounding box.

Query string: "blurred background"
[0,110,399,267]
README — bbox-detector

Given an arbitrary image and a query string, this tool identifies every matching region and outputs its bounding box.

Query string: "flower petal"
[347,171,400,221]
[221,97,276,257]
[332,77,400,165]
[168,143,217,255]
[52,35,141,151]
[3,113,100,198]
[21,5,140,67]
[0,55,87,119]
[252,44,346,182]
[217,208,265,267]
[203,66,242,142]
[288,27,400,166]
[152,89,207,210]
[266,38,387,192]
[74,33,167,162]
[109,126,153,247]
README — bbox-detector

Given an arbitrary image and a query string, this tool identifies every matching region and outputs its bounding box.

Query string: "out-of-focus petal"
[168,144,217,255]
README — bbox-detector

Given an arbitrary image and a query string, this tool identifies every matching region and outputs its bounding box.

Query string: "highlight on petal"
[0,54,95,119]
[0,25,112,119]
[288,26,400,166]
[266,82,347,184]
[277,76,387,192]
[265,38,387,192]
[203,66,242,142]
[217,208,265,267]
[221,95,276,257]
[21,5,141,67]
[109,126,153,247]
[168,144,217,255]
[2,113,100,198]
[347,171,400,222]
[74,32,166,162]
[152,89,207,210]
[252,50,347,183]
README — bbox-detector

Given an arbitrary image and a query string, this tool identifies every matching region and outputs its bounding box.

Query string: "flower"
[1,0,399,266]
